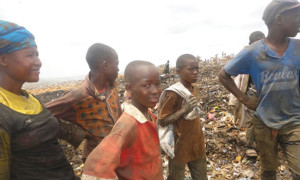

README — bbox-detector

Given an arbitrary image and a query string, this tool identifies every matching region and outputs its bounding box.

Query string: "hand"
[182,96,198,113]
[241,96,259,110]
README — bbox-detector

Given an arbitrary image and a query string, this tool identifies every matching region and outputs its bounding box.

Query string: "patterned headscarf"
[0,20,36,54]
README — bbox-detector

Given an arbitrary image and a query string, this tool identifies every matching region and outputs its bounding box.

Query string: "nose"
[150,84,160,94]
[192,68,199,75]
[35,56,42,68]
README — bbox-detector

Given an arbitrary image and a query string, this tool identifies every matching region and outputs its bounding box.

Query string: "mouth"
[149,96,159,103]
[32,69,40,73]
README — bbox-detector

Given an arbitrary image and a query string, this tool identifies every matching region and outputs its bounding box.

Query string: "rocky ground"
[27,58,292,180]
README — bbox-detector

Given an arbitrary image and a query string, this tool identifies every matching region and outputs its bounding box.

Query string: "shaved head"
[124,60,156,84]
[176,54,197,70]
[249,31,265,45]
[86,43,118,70]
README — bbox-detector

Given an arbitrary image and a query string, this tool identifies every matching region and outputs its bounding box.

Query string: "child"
[46,43,121,161]
[158,54,207,180]
[0,20,77,179]
[82,60,164,180]
[219,0,300,179]
[228,31,265,158]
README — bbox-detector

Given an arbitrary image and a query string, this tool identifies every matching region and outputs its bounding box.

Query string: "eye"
[143,84,150,88]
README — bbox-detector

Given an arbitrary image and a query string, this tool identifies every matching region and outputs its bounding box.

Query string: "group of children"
[0,19,207,180]
[1,0,300,179]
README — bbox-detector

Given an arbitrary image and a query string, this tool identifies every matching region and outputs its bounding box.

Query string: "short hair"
[176,54,196,69]
[249,31,265,44]
[86,43,117,70]
[124,60,155,83]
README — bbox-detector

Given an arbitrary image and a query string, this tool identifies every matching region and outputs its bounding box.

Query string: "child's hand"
[183,96,198,113]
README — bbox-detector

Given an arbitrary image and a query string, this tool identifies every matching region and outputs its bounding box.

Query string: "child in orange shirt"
[82,60,164,180]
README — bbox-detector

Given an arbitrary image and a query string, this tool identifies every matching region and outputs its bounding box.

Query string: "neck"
[266,29,288,46]
[0,74,23,95]
[90,71,106,90]
[180,79,192,89]
[131,100,149,119]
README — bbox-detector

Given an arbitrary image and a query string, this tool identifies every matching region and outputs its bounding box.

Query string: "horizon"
[2,0,300,79]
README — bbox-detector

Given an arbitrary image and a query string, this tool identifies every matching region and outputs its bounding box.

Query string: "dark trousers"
[167,158,207,180]
[253,116,300,180]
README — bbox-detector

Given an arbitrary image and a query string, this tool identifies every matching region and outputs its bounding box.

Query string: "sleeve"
[58,120,86,148]
[82,116,136,179]
[224,48,251,76]
[158,91,180,120]
[45,90,81,123]
[0,127,10,180]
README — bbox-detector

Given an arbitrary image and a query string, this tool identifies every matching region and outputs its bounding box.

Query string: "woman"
[0,20,77,179]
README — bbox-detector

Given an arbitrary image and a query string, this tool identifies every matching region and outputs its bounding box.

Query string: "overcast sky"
[1,0,298,79]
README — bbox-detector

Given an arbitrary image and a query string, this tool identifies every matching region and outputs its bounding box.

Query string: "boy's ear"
[103,60,108,69]
[0,55,8,67]
[274,15,283,25]
[125,83,132,93]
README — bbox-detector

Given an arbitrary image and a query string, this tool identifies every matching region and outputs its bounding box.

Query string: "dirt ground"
[28,59,292,180]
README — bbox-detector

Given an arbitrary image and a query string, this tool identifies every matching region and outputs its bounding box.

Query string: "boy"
[46,43,121,161]
[82,60,164,180]
[158,54,207,180]
[228,31,265,157]
[219,0,300,179]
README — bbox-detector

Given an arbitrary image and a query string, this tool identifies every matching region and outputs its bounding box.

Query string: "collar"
[261,38,293,59]
[85,72,118,100]
[123,102,149,123]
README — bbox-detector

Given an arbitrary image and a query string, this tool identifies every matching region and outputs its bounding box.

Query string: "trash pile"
[28,58,291,180]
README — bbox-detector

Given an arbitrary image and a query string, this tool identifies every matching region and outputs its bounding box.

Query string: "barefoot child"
[82,60,164,180]
[158,54,207,180]
[46,43,121,161]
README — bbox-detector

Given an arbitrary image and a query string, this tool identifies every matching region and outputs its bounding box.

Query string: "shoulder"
[164,90,180,99]
[291,38,300,47]
[109,112,138,146]
[111,113,138,134]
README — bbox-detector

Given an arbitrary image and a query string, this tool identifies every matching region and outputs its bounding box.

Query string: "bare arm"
[218,69,258,110]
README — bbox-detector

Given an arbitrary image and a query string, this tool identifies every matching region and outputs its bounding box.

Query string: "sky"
[1,0,298,79]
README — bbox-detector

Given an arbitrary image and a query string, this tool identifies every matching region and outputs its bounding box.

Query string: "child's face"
[128,65,162,109]
[1,47,41,83]
[177,59,199,84]
[105,57,119,85]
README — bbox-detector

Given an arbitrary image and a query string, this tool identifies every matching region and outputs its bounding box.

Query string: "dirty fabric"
[224,39,300,129]
[158,82,202,158]
[0,103,76,179]
[158,84,206,164]
[82,103,163,180]
[0,87,42,114]
[168,158,207,180]
[0,20,36,54]
[253,115,300,176]
[46,73,121,158]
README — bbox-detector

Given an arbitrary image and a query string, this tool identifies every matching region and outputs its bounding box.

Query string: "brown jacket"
[46,74,121,158]
[158,84,206,163]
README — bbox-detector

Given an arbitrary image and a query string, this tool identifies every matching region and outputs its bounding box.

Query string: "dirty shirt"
[224,39,300,129]
[158,84,206,164]
[0,89,75,180]
[46,73,121,158]
[82,103,163,180]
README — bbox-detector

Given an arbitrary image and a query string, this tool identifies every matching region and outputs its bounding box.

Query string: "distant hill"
[23,75,85,89]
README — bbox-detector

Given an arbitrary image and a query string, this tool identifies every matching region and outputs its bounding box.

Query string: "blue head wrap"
[0,20,36,54]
